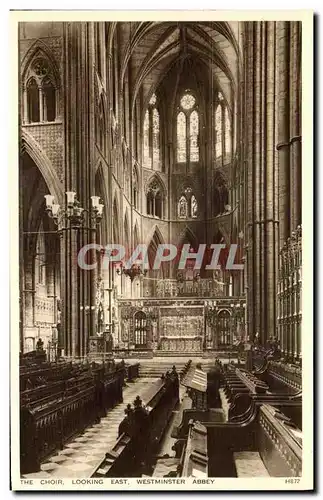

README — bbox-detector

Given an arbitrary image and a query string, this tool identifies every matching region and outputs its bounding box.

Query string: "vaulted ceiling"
[118,22,242,113]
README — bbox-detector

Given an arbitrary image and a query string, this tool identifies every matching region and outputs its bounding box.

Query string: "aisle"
[23,378,158,479]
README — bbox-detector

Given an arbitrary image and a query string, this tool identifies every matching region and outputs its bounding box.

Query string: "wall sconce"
[66,191,76,207]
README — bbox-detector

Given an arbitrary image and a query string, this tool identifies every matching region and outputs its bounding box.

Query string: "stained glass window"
[191,195,198,218]
[143,110,151,168]
[177,92,199,164]
[225,107,231,154]
[177,112,187,163]
[178,196,188,219]
[152,108,160,167]
[180,94,195,110]
[143,95,160,170]
[190,110,199,162]
[215,104,222,158]
[177,190,197,219]
[149,93,157,105]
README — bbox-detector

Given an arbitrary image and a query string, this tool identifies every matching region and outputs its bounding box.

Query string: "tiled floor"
[23,378,158,479]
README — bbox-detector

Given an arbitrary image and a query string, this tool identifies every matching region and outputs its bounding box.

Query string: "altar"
[158,305,204,353]
[117,297,246,355]
[159,336,203,352]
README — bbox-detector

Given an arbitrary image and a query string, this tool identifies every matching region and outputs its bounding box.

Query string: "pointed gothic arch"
[21,130,63,203]
[96,92,108,154]
[132,165,139,210]
[147,227,166,277]
[123,209,130,258]
[21,43,61,124]
[143,93,161,170]
[112,195,120,245]
[178,226,199,251]
[133,222,140,249]
[21,40,61,84]
[95,164,108,245]
[213,171,229,216]
[145,174,166,219]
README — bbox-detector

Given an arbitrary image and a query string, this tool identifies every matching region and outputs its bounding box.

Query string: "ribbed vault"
[118,22,241,113]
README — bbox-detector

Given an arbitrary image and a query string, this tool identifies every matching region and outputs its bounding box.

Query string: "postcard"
[10,9,313,491]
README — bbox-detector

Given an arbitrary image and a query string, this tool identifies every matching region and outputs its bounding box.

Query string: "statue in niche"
[152,320,158,341]
[36,338,44,352]
[156,280,164,297]
[178,196,188,219]
[122,319,129,341]
[97,303,104,335]
[105,329,114,352]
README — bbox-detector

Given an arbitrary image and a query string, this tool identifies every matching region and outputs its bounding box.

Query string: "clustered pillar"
[60,22,97,358]
[243,21,301,346]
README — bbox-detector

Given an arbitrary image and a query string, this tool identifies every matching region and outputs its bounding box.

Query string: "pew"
[219,367,270,420]
[179,360,192,381]
[125,362,140,382]
[261,360,302,394]
[206,403,302,477]
[20,361,125,474]
[218,363,302,427]
[93,368,180,478]
[20,377,97,473]
[172,401,301,477]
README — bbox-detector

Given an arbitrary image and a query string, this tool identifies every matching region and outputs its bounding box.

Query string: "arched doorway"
[217,309,231,346]
[134,311,147,349]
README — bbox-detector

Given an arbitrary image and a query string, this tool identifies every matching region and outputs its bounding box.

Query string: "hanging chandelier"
[117,263,147,282]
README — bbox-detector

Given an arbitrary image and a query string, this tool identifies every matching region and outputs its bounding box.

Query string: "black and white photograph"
[10,11,313,491]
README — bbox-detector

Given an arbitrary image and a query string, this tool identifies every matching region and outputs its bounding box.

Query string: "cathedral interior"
[19,21,302,479]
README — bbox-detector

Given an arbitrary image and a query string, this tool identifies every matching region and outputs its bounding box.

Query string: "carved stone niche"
[88,336,105,353]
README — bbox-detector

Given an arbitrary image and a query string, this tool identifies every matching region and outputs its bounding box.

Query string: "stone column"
[290,21,302,231]
[38,86,43,122]
[265,22,278,341]
[23,258,35,332]
[244,22,255,339]
[277,22,291,248]
[276,21,291,355]
[22,85,28,123]
[46,261,57,325]
[254,22,263,340]
[62,22,96,358]
[244,21,281,346]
